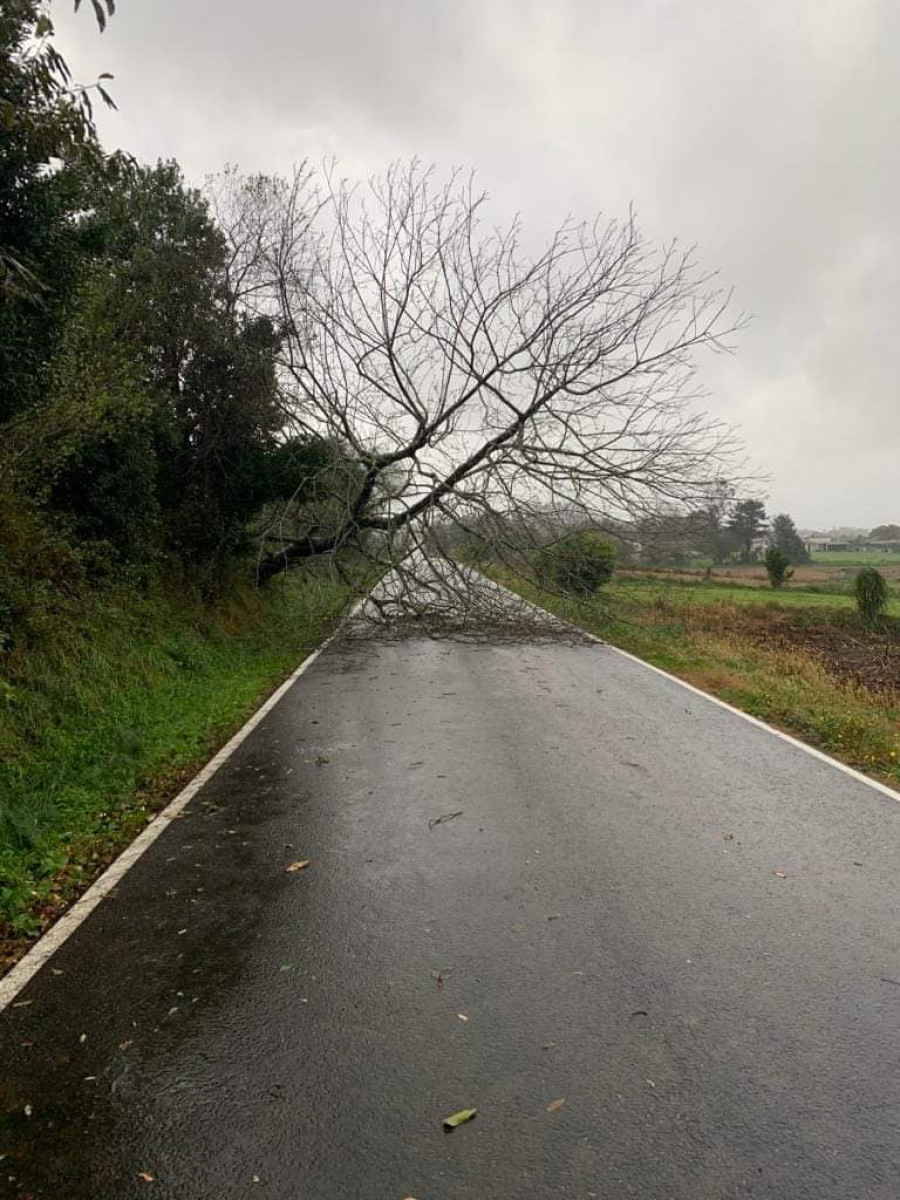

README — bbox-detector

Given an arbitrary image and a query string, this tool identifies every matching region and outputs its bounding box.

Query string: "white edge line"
[483,571,900,807]
[0,597,366,1013]
[607,643,900,805]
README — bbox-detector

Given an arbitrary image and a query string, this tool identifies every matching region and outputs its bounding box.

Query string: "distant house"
[804,536,850,554]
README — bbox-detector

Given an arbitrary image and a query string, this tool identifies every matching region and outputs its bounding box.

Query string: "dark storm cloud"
[56,0,900,526]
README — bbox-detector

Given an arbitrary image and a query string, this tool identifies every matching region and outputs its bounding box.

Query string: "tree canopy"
[770,513,809,564]
[728,499,767,563]
[869,524,900,542]
[0,9,353,649]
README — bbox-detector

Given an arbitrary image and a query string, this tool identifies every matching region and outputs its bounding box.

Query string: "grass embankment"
[492,569,900,792]
[0,563,360,959]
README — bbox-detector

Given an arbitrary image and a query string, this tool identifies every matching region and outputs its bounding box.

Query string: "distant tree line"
[437,490,815,573]
[869,525,900,543]
[616,493,809,569]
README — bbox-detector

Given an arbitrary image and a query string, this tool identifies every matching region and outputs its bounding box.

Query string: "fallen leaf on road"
[443,1107,477,1129]
[429,810,463,830]
[137,1172,155,1183]
[546,1098,566,1113]
[286,860,311,873]
[721,831,734,840]
[772,869,787,879]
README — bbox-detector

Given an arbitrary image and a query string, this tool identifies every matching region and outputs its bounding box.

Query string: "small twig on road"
[429,810,463,830]
[430,967,455,992]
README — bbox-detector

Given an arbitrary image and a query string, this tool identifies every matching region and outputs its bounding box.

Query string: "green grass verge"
[612,576,900,615]
[0,562,360,941]
[491,568,900,791]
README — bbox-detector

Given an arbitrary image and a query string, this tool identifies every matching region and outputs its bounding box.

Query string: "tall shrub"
[855,566,889,623]
[536,531,616,595]
[764,545,793,589]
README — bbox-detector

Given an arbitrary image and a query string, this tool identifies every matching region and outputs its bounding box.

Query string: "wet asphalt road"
[3,627,900,1198]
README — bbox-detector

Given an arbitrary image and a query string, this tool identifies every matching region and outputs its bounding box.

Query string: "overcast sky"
[55,0,898,529]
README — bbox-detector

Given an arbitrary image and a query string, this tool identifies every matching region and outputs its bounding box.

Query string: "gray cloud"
[56,0,899,527]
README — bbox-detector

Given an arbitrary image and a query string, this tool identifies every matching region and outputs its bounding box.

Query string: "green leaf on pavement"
[443,1107,477,1129]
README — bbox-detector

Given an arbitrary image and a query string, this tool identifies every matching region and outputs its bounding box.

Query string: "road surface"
[2,597,900,1197]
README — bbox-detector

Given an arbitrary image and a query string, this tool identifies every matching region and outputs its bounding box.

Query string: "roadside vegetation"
[0,5,369,961]
[0,563,362,959]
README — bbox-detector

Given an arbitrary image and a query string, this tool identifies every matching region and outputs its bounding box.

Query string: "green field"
[611,576,900,615]
[810,550,900,565]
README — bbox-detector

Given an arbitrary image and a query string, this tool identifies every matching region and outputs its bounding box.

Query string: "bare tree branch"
[213,162,747,591]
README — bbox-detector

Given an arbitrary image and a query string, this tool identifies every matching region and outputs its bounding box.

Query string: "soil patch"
[698,605,900,696]
[621,563,900,590]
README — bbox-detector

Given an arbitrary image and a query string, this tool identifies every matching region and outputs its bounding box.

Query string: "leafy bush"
[0,484,87,654]
[764,545,794,589]
[536,531,616,595]
[855,566,889,622]
[31,338,163,563]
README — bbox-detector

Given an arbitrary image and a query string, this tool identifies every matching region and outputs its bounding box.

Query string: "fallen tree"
[212,162,743,586]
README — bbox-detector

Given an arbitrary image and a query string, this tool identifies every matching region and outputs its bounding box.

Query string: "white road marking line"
[481,571,900,807]
[607,641,900,805]
[0,599,365,1013]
